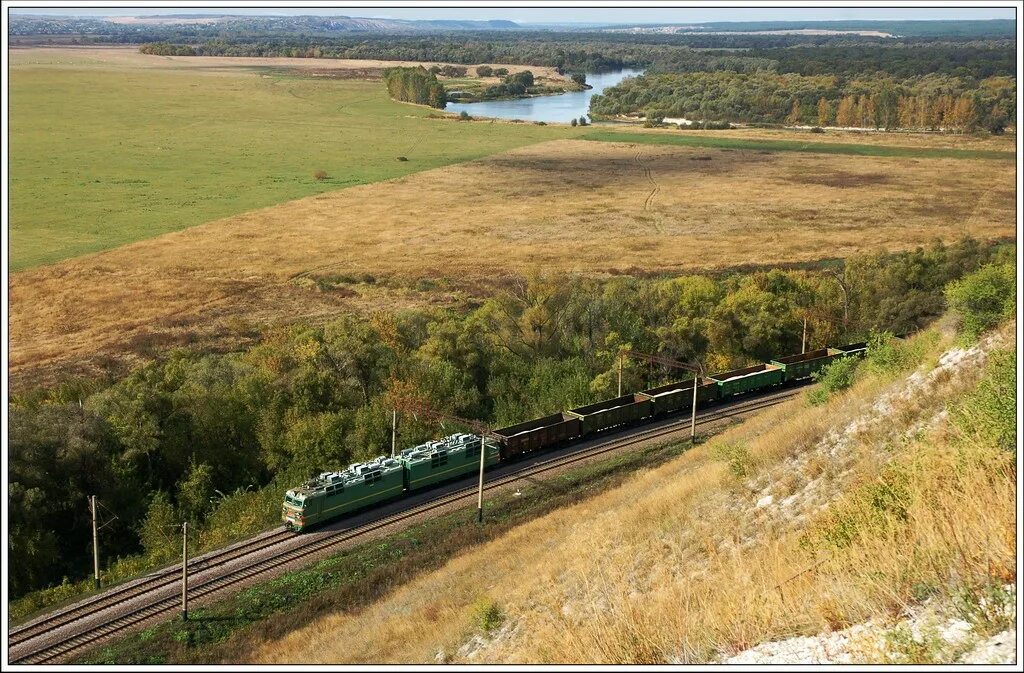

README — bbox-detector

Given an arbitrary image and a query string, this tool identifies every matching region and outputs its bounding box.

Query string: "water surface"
[445,69,643,124]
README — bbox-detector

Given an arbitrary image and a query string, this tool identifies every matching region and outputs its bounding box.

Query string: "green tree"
[177,460,215,522]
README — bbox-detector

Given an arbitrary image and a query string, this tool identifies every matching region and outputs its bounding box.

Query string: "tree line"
[135,33,1016,81]
[9,239,1013,602]
[382,67,447,108]
[590,71,1016,132]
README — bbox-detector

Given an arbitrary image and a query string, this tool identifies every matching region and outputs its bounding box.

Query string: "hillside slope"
[251,320,1016,664]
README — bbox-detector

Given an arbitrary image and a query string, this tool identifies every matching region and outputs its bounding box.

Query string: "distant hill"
[8,13,523,35]
[602,19,1016,39]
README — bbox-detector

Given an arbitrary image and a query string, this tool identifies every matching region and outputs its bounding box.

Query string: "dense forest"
[590,71,1016,131]
[136,35,1016,80]
[10,240,1014,602]
[382,67,447,108]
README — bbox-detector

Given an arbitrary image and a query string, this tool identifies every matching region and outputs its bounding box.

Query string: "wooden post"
[181,522,188,621]
[91,496,100,590]
[476,433,486,524]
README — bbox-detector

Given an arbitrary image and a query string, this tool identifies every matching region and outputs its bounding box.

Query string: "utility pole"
[181,522,188,621]
[477,434,486,523]
[621,350,704,443]
[802,316,808,354]
[690,372,699,442]
[391,409,398,458]
[90,495,100,590]
[617,351,623,397]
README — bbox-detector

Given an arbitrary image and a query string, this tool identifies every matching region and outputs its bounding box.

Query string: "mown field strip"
[582,130,1017,160]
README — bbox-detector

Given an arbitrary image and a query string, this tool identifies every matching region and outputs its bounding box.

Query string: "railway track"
[9,386,802,665]
[8,528,295,650]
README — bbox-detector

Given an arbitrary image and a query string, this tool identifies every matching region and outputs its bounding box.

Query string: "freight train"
[281,342,867,531]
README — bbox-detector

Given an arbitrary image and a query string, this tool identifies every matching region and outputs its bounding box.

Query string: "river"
[444,68,643,124]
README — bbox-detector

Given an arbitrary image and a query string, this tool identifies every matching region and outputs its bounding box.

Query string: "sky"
[10,5,1017,24]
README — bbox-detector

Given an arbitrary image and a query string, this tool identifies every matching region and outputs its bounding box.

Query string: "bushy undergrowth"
[807,355,862,406]
[945,263,1016,342]
[949,348,1016,453]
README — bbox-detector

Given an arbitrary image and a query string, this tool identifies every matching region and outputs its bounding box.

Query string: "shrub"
[810,126,825,133]
[701,120,732,130]
[952,581,1014,636]
[492,68,508,77]
[472,597,504,633]
[475,65,493,77]
[313,170,328,181]
[807,356,861,406]
[711,441,753,478]
[458,110,471,121]
[944,263,1015,342]
[864,330,937,377]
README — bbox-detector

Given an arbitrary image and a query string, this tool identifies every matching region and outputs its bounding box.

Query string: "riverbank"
[448,80,589,104]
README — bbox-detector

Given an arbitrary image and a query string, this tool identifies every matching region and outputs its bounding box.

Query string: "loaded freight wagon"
[493,412,581,460]
[710,363,784,397]
[771,343,867,382]
[568,393,653,436]
[831,342,868,357]
[639,377,718,416]
[771,348,842,382]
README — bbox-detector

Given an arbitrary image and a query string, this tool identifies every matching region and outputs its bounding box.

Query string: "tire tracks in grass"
[633,148,662,232]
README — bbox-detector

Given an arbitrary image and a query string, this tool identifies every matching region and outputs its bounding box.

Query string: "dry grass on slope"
[250,322,1015,665]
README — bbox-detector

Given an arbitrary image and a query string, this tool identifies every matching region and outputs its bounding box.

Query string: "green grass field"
[581,130,1017,161]
[9,64,577,270]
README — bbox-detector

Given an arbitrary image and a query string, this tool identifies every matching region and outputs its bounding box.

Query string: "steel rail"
[8,528,295,647]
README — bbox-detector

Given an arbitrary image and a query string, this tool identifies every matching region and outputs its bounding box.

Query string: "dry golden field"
[9,138,1015,388]
[7,46,568,83]
[612,124,1018,152]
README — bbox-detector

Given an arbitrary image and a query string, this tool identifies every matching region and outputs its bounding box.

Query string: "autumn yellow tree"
[816,97,831,126]
[835,95,857,126]
[951,95,978,133]
[857,94,877,128]
[897,96,916,128]
[785,99,803,125]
